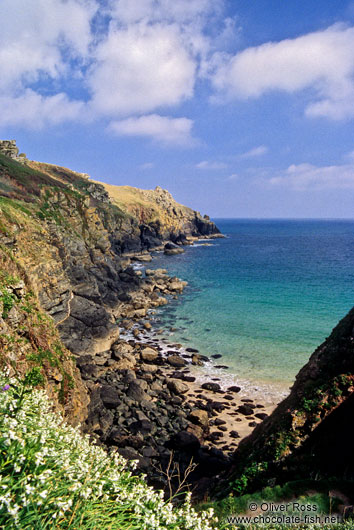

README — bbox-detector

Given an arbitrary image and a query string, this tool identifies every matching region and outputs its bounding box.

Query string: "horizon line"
[211,217,354,221]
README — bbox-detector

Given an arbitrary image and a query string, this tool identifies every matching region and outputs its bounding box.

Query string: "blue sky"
[1,0,354,217]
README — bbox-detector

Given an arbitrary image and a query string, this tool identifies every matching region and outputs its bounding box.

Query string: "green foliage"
[231,462,269,495]
[0,373,216,529]
[0,153,66,200]
[22,366,45,387]
[0,289,16,318]
[0,271,20,319]
[27,347,60,368]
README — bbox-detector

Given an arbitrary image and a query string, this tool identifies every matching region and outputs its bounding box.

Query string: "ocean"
[141,219,354,400]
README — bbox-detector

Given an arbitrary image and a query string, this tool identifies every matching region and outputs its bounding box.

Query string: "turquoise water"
[149,220,354,393]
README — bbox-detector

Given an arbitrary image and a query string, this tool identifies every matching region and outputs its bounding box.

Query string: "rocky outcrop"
[0,139,27,163]
[0,151,221,362]
[96,183,221,247]
[223,307,354,495]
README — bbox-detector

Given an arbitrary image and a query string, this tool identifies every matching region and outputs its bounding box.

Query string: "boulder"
[168,280,187,292]
[130,419,154,434]
[201,382,221,392]
[168,379,189,395]
[111,351,136,370]
[187,423,204,440]
[164,242,180,250]
[169,431,200,452]
[132,253,152,262]
[127,380,148,402]
[192,354,204,366]
[237,404,254,416]
[141,347,158,362]
[188,409,209,430]
[140,363,158,374]
[167,355,187,368]
[227,385,241,393]
[164,245,185,256]
[100,385,120,409]
[112,341,134,355]
[255,413,268,420]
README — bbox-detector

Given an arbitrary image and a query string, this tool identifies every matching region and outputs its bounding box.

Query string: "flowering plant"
[0,371,216,529]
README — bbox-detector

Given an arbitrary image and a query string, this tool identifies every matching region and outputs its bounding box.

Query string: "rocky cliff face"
[224,307,354,494]
[0,150,220,426]
[96,182,220,248]
[0,251,88,424]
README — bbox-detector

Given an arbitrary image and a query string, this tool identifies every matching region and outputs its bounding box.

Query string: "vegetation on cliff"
[223,307,354,496]
[0,251,87,424]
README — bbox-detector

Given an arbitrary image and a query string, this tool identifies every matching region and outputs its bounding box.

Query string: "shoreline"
[115,242,287,455]
[121,312,290,405]
[76,236,290,497]
[119,313,280,456]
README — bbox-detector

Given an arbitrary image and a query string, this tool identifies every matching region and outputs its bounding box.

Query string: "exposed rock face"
[0,139,27,163]
[0,151,220,361]
[0,253,88,426]
[0,149,221,434]
[97,182,220,247]
[224,307,354,494]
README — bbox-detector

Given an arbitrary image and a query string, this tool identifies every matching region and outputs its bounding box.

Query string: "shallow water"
[140,219,354,398]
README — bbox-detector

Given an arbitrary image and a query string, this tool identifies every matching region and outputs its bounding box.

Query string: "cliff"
[223,306,354,495]
[100,183,218,244]
[0,149,219,429]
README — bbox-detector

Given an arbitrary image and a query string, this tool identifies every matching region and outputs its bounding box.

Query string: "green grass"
[0,153,67,200]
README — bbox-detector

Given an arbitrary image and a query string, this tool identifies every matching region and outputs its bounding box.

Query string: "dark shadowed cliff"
[222,306,354,495]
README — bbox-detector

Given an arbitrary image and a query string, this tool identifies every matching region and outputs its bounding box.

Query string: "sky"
[1,0,354,218]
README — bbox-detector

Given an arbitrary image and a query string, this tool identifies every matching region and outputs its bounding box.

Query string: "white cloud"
[109,0,222,25]
[0,0,233,136]
[139,162,155,170]
[227,173,238,180]
[0,0,97,91]
[269,162,354,190]
[196,160,227,169]
[238,145,268,159]
[88,1,228,118]
[89,23,196,116]
[0,90,85,129]
[346,149,354,161]
[212,24,354,120]
[0,0,96,129]
[108,114,194,145]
